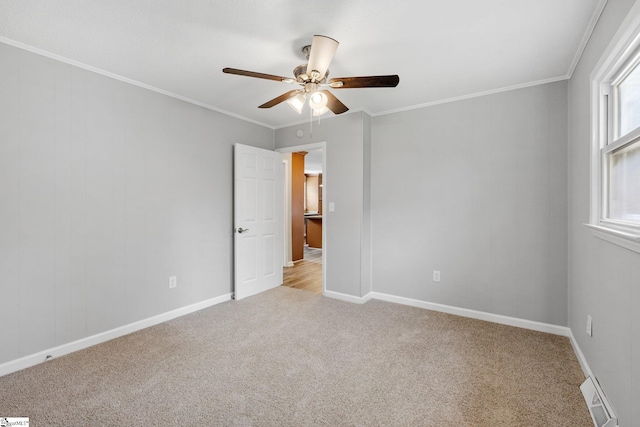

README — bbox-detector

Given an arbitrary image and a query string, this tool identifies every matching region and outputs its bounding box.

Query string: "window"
[589,5,640,252]
[608,139,640,222]
[605,57,640,225]
[618,62,640,136]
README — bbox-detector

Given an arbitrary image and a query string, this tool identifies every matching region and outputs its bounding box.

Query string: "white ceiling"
[0,0,605,128]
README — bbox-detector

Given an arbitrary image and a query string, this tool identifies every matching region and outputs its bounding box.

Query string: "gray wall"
[568,0,640,425]
[361,113,373,296]
[0,43,273,365]
[371,81,568,326]
[275,113,368,298]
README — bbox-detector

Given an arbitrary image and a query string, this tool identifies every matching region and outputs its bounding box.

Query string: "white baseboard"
[324,290,372,304]
[322,291,591,379]
[3,289,594,385]
[568,330,594,378]
[369,292,572,337]
[0,293,232,378]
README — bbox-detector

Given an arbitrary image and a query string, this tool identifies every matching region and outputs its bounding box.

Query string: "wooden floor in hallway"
[283,246,322,294]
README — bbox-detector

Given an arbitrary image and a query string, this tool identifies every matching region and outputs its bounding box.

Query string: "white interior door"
[234,143,283,300]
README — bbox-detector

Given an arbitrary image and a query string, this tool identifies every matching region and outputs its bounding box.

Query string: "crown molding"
[567,0,609,78]
[371,75,570,118]
[0,37,275,130]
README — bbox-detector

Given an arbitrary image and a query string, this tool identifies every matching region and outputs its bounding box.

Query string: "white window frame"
[588,1,640,253]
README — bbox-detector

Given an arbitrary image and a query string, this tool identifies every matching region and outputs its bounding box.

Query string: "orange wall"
[291,152,305,261]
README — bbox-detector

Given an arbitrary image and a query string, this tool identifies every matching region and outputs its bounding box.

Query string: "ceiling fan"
[223,35,399,116]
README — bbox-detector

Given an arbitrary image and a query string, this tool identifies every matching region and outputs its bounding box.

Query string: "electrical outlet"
[433,270,441,283]
[169,276,177,289]
[586,315,592,337]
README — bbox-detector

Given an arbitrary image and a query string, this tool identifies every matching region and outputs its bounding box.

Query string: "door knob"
[237,227,249,234]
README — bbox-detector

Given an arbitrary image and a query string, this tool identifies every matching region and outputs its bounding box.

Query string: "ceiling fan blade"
[306,35,339,81]
[258,90,302,109]
[328,75,400,88]
[321,90,349,115]
[223,68,292,83]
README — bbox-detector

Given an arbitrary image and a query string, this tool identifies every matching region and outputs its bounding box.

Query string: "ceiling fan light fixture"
[287,93,306,114]
[309,90,329,116]
[309,91,328,111]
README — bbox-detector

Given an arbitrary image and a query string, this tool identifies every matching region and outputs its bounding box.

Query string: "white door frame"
[281,156,293,267]
[276,142,327,295]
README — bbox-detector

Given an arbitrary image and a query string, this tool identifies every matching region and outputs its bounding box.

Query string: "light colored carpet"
[0,286,591,426]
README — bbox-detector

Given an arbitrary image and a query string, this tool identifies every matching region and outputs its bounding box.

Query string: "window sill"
[584,223,640,254]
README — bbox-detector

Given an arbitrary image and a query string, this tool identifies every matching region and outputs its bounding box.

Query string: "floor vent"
[580,376,617,427]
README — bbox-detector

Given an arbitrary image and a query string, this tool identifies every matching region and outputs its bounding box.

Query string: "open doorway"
[277,143,326,295]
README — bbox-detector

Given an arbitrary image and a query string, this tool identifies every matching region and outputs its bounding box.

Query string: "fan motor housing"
[293,64,329,84]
